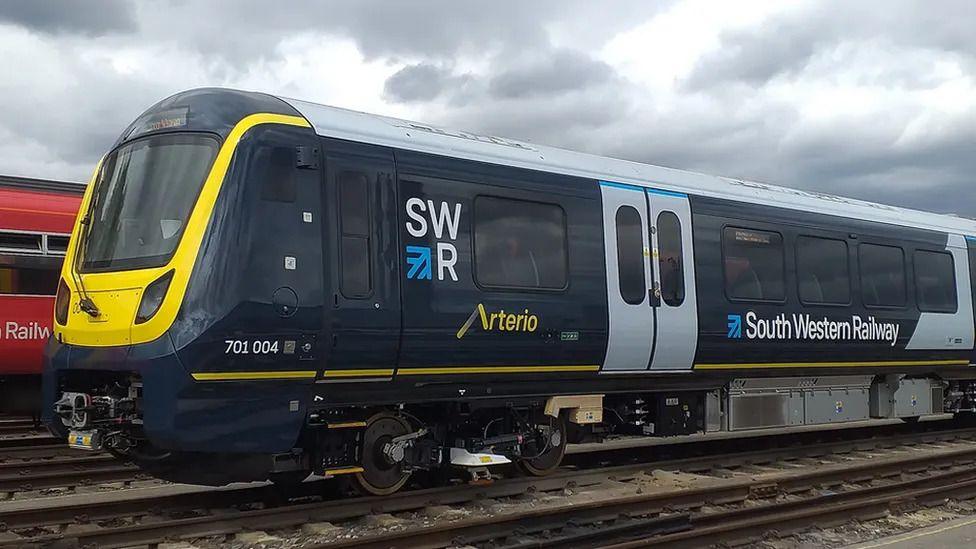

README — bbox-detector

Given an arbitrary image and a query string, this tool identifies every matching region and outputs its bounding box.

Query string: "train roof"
[126,88,976,239]
[0,175,86,196]
[0,175,83,234]
[280,96,976,239]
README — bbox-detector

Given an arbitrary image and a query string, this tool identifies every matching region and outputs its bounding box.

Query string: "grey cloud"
[790,169,975,219]
[0,60,173,179]
[324,1,552,60]
[686,0,976,90]
[684,25,823,90]
[442,88,632,148]
[0,0,137,35]
[381,42,634,153]
[136,0,556,67]
[488,49,617,99]
[1,0,975,221]
[433,85,635,158]
[384,47,620,108]
[383,63,473,103]
[608,101,798,179]
[132,0,671,68]
[784,115,976,205]
[565,92,976,218]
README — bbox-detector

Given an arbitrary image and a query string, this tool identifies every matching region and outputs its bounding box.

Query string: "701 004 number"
[224,340,279,355]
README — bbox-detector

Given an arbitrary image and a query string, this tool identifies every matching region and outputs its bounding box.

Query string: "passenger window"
[615,206,646,304]
[656,211,684,306]
[46,236,69,255]
[796,236,850,304]
[338,171,371,298]
[474,196,567,289]
[0,267,60,295]
[723,227,785,301]
[859,244,906,308]
[0,232,42,253]
[914,250,957,313]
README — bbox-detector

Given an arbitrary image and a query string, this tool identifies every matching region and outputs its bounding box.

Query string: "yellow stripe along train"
[45,88,976,495]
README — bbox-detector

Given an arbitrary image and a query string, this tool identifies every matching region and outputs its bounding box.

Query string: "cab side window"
[258,146,297,203]
[338,171,372,298]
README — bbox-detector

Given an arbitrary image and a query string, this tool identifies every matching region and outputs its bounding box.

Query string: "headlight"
[135,270,174,324]
[55,279,70,325]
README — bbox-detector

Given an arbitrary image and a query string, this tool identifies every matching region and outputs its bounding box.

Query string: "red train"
[0,175,83,415]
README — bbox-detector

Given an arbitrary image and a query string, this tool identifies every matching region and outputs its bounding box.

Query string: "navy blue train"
[45,88,976,494]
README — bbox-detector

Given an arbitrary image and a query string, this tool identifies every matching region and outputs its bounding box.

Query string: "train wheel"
[354,412,412,496]
[517,414,567,476]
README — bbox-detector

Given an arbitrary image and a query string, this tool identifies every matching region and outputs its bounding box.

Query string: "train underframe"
[51,371,976,495]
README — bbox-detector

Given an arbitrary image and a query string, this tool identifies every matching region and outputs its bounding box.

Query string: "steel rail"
[5,426,976,548]
[2,424,973,530]
[0,435,58,450]
[0,419,43,436]
[318,442,976,548]
[605,464,976,548]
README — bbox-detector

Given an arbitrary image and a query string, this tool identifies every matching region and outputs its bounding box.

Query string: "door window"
[656,211,684,306]
[616,206,646,304]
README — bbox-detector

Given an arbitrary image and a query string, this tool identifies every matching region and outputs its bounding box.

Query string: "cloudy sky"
[1,0,973,216]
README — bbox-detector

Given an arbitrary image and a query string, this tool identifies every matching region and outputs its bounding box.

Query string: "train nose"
[61,286,143,346]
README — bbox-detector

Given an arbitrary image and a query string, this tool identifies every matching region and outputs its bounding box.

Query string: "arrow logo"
[405,245,432,280]
[727,314,742,339]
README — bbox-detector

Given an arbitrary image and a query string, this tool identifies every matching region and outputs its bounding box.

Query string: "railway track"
[0,442,85,461]
[330,443,976,549]
[0,418,44,437]
[0,453,140,496]
[0,416,954,499]
[3,423,976,548]
[0,418,143,496]
[0,434,59,451]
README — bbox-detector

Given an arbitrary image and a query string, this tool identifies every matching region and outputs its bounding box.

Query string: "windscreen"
[80,133,219,271]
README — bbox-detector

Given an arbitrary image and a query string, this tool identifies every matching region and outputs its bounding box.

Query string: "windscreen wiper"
[72,207,101,318]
